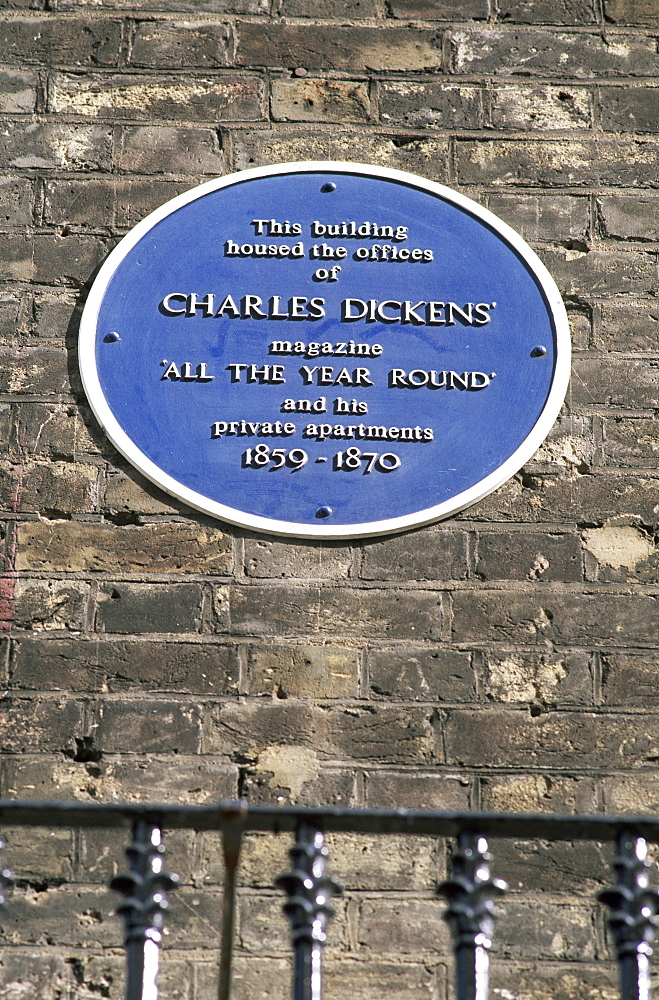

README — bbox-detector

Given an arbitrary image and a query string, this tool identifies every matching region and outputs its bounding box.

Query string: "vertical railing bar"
[218,804,247,1000]
[110,817,179,1000]
[599,829,659,1000]
[277,820,342,1000]
[437,830,508,1000]
[0,833,13,906]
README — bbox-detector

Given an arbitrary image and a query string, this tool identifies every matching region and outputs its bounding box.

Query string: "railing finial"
[438,831,508,1000]
[599,830,659,1000]
[110,818,179,1000]
[277,820,342,1000]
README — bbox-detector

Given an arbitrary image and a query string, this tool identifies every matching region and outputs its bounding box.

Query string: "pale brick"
[272,78,370,124]
[50,72,264,121]
[245,644,359,698]
[237,24,442,72]
[17,520,232,574]
[491,84,592,130]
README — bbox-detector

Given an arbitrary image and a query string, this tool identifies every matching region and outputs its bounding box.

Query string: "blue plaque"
[79,162,570,538]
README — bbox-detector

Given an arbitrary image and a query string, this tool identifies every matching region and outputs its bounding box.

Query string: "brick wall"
[0,0,658,997]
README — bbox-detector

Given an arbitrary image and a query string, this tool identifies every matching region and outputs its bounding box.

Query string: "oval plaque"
[79,161,570,539]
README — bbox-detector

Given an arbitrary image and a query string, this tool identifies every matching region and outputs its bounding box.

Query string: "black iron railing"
[1,801,659,1000]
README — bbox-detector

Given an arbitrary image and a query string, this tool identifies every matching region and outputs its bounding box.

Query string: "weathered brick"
[498,0,597,22]
[80,822,195,883]
[0,291,24,340]
[11,637,239,694]
[445,708,659,767]
[0,16,122,66]
[236,829,441,890]
[497,899,598,959]
[244,537,352,579]
[357,897,450,956]
[476,530,582,582]
[71,956,192,1000]
[0,697,83,752]
[12,579,90,631]
[455,137,659,188]
[12,404,78,459]
[17,520,232,574]
[367,647,476,701]
[103,467,180,514]
[60,0,267,8]
[582,520,659,582]
[130,20,231,68]
[0,234,109,285]
[0,955,75,1000]
[537,247,658,298]
[603,773,659,813]
[452,590,659,645]
[241,761,355,806]
[0,121,113,170]
[31,290,80,339]
[50,73,264,121]
[95,583,203,634]
[91,698,203,753]
[567,308,593,350]
[0,405,13,453]
[603,416,659,468]
[470,471,659,525]
[361,528,469,581]
[571,357,659,408]
[387,0,487,16]
[491,84,592,129]
[282,0,378,15]
[604,0,659,24]
[599,194,659,240]
[200,958,285,1000]
[450,27,659,77]
[365,770,471,809]
[238,893,349,955]
[272,78,371,124]
[0,461,97,514]
[601,86,659,132]
[487,194,589,242]
[601,650,659,706]
[1,826,74,882]
[482,650,593,705]
[481,774,598,813]
[0,884,215,948]
[380,81,483,129]
[598,300,659,351]
[230,128,450,181]
[0,177,33,225]
[324,960,438,1000]
[118,124,224,174]
[219,584,442,640]
[44,178,190,227]
[1,753,237,803]
[0,68,37,112]
[207,701,435,764]
[490,964,617,1000]
[237,25,442,72]
[245,644,359,698]
[0,348,65,397]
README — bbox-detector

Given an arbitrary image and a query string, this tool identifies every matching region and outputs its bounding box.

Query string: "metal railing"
[1,801,658,1000]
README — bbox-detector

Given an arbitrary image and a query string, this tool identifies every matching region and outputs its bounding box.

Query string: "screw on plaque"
[321,182,337,193]
[531,345,547,357]
[316,506,333,518]
[104,331,121,342]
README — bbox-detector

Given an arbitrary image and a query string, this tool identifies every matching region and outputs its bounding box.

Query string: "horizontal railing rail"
[0,800,658,1000]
